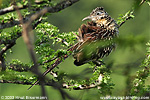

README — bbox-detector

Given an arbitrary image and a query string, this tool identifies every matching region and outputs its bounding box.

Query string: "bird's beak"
[82,16,93,21]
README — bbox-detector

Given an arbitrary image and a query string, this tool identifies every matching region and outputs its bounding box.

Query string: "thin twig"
[14,4,40,73]
[140,0,146,5]
[118,0,146,28]
[27,55,69,90]
[14,4,46,96]
[0,42,16,71]
[40,81,47,98]
[118,16,132,28]
[32,17,43,29]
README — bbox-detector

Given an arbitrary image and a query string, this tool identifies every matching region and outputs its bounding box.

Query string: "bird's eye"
[96,12,101,15]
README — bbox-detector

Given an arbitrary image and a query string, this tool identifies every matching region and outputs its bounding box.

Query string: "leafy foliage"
[117,10,134,26]
[130,41,150,96]
[0,26,21,45]
[35,22,77,67]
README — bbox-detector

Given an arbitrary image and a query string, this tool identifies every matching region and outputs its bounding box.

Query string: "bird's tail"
[27,42,80,90]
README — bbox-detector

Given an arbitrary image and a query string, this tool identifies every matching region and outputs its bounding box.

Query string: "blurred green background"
[0,0,150,100]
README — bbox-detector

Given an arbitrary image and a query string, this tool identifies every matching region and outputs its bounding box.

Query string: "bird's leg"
[92,60,105,72]
[93,60,105,66]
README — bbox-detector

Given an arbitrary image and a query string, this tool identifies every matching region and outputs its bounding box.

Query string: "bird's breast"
[96,19,108,26]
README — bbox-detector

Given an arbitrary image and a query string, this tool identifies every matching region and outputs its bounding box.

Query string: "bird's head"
[82,7,108,22]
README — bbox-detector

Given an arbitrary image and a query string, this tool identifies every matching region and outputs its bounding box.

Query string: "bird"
[28,7,119,90]
[73,7,119,66]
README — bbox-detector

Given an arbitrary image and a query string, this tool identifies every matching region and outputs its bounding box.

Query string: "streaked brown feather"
[73,21,116,66]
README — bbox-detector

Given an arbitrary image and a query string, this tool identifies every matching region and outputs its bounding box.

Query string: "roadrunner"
[73,7,119,66]
[28,7,119,90]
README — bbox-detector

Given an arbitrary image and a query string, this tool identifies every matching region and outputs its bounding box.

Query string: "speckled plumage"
[73,7,119,66]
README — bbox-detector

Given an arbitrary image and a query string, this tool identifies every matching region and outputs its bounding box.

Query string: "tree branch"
[8,64,31,72]
[15,4,47,96]
[0,5,27,15]
[140,0,146,6]
[0,75,102,90]
[0,80,32,85]
[0,20,20,30]
[0,0,48,15]
[27,42,79,90]
[0,41,16,71]
[0,56,6,71]
[118,16,133,28]
[0,0,79,30]
[0,79,75,99]
[118,0,146,28]
[0,16,43,72]
[0,42,16,56]
[0,18,42,71]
